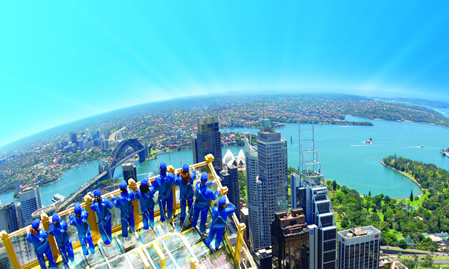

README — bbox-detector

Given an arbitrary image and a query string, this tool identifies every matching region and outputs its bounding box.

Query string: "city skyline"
[1,1,449,147]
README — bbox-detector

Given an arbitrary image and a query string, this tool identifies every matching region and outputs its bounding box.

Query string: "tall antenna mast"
[299,122,324,186]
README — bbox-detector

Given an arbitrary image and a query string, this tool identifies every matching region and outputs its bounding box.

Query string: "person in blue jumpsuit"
[191,172,220,233]
[90,189,113,245]
[205,195,236,250]
[174,164,196,223]
[112,180,136,238]
[49,213,74,265]
[152,162,175,222]
[69,202,95,256]
[136,178,156,230]
[27,219,57,269]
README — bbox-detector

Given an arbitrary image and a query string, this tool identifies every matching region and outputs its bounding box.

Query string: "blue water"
[2,117,448,204]
[0,161,101,206]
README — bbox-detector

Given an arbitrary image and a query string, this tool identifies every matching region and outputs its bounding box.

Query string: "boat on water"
[441,149,449,157]
[364,138,373,144]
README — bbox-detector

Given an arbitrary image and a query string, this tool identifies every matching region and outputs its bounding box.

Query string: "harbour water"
[2,116,449,205]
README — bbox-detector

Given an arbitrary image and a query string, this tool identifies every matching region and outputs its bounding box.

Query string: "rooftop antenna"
[299,121,324,187]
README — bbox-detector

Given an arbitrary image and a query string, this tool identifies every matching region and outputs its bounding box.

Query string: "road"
[109,126,126,142]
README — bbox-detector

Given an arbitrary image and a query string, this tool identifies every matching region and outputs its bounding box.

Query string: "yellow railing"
[0,154,255,269]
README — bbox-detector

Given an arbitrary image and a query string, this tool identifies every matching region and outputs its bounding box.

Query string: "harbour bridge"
[56,138,148,210]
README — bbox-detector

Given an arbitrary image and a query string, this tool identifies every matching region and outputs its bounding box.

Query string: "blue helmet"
[219,196,227,206]
[74,203,82,214]
[120,180,127,190]
[200,172,208,182]
[52,213,60,223]
[32,219,40,230]
[93,189,101,197]
[182,164,189,172]
[160,162,167,170]
[141,178,149,187]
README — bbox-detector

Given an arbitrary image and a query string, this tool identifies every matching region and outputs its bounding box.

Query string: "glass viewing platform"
[0,154,256,269]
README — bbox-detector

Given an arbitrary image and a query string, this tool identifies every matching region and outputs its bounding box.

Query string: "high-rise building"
[337,226,381,269]
[192,116,222,172]
[220,161,240,218]
[15,180,21,193]
[244,120,288,250]
[271,209,309,269]
[70,132,78,146]
[16,202,24,228]
[294,124,337,269]
[0,202,19,233]
[122,163,137,183]
[20,187,42,226]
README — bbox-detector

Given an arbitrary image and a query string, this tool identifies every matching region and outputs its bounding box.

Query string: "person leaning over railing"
[152,162,175,223]
[112,180,136,238]
[90,189,113,246]
[191,172,220,234]
[205,195,236,251]
[136,177,157,230]
[49,213,74,266]
[174,164,196,224]
[27,219,57,269]
[69,202,95,256]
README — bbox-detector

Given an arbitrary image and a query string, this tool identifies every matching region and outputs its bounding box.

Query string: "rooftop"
[339,226,381,239]
[0,155,255,269]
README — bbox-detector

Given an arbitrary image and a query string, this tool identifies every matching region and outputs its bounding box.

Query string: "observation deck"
[0,154,256,269]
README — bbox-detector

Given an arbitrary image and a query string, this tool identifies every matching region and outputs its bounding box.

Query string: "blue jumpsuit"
[174,170,196,222]
[27,229,57,269]
[49,220,74,264]
[136,186,156,230]
[153,172,175,222]
[112,189,136,237]
[191,181,220,232]
[205,203,236,249]
[69,210,95,255]
[90,197,113,245]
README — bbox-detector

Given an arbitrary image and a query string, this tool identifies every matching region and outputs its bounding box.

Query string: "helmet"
[93,189,101,197]
[120,180,127,190]
[74,203,82,214]
[219,196,227,206]
[52,213,60,223]
[182,164,189,172]
[160,162,167,170]
[200,172,208,182]
[141,178,149,187]
[32,219,40,230]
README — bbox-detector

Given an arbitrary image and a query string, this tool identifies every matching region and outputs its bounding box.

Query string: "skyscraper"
[271,209,309,269]
[220,161,240,218]
[192,116,222,172]
[245,120,288,250]
[294,124,337,269]
[337,226,381,269]
[0,202,19,233]
[20,187,42,226]
[122,163,137,183]
[70,132,78,146]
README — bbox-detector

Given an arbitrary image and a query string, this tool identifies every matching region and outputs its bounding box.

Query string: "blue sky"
[1,0,449,147]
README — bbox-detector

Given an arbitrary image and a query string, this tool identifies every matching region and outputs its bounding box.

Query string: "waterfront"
[2,116,449,205]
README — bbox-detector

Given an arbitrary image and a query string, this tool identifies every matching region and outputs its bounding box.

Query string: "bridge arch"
[110,139,146,177]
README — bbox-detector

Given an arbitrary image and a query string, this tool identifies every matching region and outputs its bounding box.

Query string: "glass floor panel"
[145,244,162,261]
[64,251,87,269]
[191,242,211,260]
[126,250,145,268]
[137,228,157,244]
[117,233,138,252]
[92,262,110,269]
[182,228,202,245]
[85,244,105,266]
[153,221,174,237]
[165,253,177,269]
[171,246,192,268]
[109,255,132,268]
[99,237,122,259]
[201,248,234,268]
[163,234,185,252]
